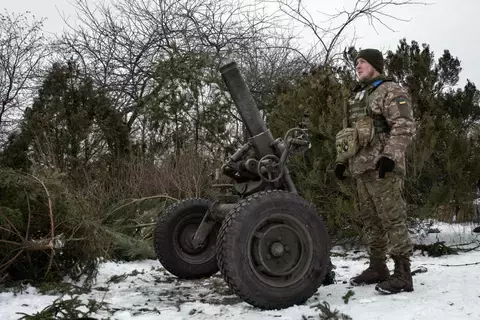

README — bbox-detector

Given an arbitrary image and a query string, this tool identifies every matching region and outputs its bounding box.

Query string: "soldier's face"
[356,58,377,81]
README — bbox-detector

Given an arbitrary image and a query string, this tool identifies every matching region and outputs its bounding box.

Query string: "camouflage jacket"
[346,77,416,177]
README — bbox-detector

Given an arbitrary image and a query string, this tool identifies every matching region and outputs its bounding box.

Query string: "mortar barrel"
[220,61,267,137]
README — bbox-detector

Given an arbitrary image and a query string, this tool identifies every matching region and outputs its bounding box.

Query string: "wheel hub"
[178,224,205,254]
[255,224,301,276]
[270,242,284,257]
[173,216,216,265]
[248,215,312,287]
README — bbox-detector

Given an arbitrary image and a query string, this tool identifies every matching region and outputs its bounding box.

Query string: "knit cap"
[355,49,384,74]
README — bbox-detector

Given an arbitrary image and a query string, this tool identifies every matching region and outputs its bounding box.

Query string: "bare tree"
[58,0,415,161]
[263,0,428,66]
[53,0,301,159]
[0,10,49,142]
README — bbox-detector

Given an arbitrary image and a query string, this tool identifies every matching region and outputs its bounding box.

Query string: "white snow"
[1,220,479,320]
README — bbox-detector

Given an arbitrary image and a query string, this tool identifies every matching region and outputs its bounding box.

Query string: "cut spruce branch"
[103,194,179,219]
[0,174,58,282]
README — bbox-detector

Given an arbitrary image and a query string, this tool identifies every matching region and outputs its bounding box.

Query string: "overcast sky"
[3,0,479,87]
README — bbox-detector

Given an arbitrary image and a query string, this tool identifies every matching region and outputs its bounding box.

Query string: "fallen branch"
[1,215,23,239]
[21,238,54,251]
[0,249,24,275]
[24,188,32,239]
[31,175,54,242]
[456,244,480,253]
[0,175,57,283]
[122,222,156,229]
[0,239,21,246]
[439,261,480,267]
[414,241,458,257]
[30,174,55,280]
[451,239,480,247]
[104,194,179,219]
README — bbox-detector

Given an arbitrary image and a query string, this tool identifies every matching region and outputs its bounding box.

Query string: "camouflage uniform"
[335,70,416,294]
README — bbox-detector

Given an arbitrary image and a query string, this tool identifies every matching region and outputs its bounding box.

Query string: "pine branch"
[312,301,353,320]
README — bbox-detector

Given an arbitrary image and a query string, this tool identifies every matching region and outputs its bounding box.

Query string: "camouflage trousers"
[356,170,413,261]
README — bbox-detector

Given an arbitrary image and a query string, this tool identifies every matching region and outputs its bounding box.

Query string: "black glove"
[375,156,395,178]
[335,163,347,180]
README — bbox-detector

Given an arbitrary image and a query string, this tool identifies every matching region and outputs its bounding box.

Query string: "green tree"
[384,39,480,220]
[267,64,360,240]
[140,51,236,160]
[266,39,480,240]
[0,60,128,178]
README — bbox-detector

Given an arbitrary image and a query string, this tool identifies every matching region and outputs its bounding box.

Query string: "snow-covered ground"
[1,221,479,320]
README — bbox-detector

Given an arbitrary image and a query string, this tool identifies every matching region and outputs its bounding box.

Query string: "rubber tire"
[216,190,331,310]
[154,198,219,279]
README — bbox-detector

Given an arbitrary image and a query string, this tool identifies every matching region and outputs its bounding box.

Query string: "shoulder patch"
[394,96,411,118]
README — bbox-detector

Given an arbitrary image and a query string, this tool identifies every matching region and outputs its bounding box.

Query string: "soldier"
[334,48,416,294]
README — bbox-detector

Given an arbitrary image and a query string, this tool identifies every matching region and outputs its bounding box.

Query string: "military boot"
[375,255,413,294]
[349,257,390,286]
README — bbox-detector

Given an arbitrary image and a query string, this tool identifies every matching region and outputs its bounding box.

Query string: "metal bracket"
[191,201,218,249]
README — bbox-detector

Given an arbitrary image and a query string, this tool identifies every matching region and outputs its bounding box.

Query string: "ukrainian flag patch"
[395,97,410,117]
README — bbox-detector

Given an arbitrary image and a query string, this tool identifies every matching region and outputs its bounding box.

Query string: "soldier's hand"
[376,156,395,178]
[335,163,347,180]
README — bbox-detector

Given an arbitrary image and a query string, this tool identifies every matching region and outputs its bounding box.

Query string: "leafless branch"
[0,10,49,142]
[262,0,428,66]
[49,0,308,157]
